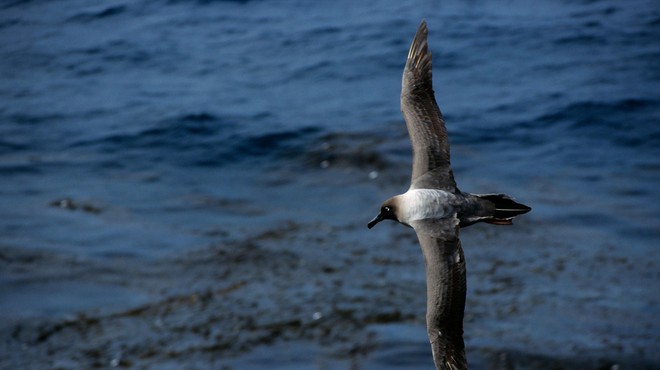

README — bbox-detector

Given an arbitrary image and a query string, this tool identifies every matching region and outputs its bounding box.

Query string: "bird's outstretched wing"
[411,217,467,370]
[401,21,457,191]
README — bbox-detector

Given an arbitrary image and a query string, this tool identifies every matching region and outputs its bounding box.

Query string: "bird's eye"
[383,206,391,213]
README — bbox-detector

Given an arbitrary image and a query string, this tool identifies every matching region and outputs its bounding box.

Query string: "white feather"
[400,189,457,223]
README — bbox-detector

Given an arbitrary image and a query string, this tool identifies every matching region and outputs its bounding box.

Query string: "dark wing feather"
[411,217,467,370]
[401,21,457,191]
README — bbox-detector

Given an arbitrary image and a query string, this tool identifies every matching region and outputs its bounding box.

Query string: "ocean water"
[1,0,659,369]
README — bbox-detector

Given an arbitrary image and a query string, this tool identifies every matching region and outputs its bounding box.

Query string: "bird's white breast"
[400,189,457,223]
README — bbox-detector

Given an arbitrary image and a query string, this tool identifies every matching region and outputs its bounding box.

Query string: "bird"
[367,21,531,370]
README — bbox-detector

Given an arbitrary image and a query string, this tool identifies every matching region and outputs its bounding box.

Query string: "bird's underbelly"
[402,189,458,222]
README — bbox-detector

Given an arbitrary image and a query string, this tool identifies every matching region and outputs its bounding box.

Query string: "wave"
[66,112,325,168]
[450,98,659,151]
[535,98,660,148]
[66,5,128,23]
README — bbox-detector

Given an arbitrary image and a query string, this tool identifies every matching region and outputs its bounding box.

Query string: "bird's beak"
[367,213,384,229]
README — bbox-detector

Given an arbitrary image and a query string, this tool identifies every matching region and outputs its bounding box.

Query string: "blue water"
[1,0,659,369]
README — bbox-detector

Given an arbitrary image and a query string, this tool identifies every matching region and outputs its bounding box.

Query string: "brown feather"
[401,21,457,191]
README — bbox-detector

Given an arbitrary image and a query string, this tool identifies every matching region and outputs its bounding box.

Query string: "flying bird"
[367,21,531,370]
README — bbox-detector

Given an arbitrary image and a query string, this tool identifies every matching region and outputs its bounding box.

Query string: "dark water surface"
[1,0,659,369]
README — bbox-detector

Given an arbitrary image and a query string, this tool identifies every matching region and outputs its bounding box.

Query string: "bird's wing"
[401,21,457,191]
[411,217,467,370]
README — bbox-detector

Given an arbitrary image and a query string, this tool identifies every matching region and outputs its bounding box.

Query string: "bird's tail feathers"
[477,194,531,225]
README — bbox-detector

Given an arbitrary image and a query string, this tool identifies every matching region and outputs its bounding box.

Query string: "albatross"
[367,21,531,370]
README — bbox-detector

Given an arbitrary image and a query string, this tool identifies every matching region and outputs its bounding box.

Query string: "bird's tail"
[476,194,531,225]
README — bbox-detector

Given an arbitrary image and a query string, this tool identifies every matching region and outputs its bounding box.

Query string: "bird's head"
[368,198,400,229]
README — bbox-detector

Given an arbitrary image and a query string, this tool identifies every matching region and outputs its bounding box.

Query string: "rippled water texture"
[1,0,659,369]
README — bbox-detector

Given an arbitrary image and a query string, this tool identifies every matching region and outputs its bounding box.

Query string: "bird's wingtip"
[405,20,431,76]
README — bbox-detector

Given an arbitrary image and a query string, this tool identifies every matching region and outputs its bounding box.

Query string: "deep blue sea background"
[1,0,659,369]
